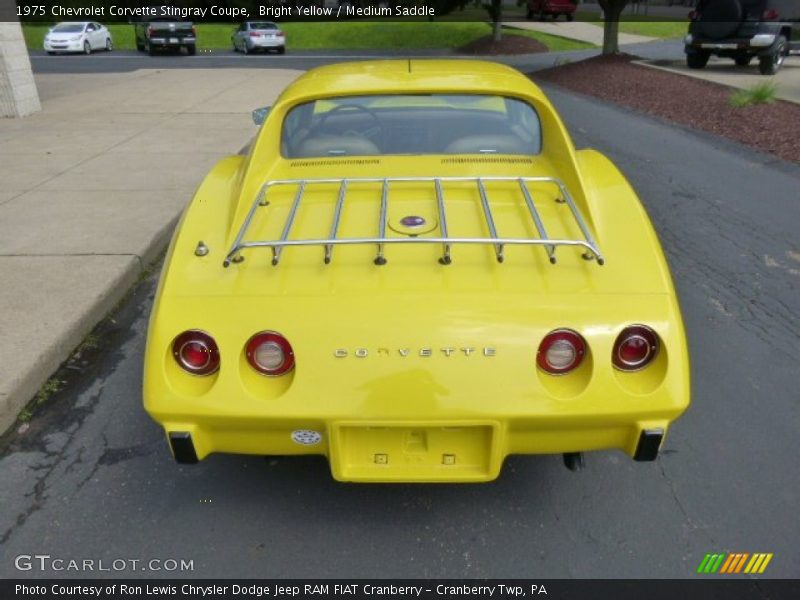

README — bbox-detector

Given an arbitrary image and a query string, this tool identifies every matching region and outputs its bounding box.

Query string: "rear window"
[249,22,277,30]
[281,94,542,158]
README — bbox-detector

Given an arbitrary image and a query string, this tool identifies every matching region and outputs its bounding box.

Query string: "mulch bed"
[459,34,549,56]
[533,53,800,164]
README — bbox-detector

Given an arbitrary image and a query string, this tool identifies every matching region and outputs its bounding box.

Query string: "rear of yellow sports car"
[143,60,690,482]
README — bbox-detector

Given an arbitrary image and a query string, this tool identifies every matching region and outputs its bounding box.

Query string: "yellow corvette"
[143,60,690,482]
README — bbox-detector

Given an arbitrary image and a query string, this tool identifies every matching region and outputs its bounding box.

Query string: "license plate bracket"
[332,423,497,481]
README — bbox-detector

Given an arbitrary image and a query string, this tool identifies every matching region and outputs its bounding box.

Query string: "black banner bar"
[3,580,800,600]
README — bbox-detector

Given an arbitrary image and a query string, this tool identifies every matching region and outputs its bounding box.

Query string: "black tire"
[277,46,285,55]
[47,51,56,55]
[147,42,156,56]
[526,9,533,20]
[136,39,143,51]
[687,50,710,69]
[187,44,197,56]
[734,54,752,67]
[567,13,574,21]
[83,41,91,55]
[243,43,249,55]
[105,38,112,52]
[758,36,786,75]
[232,38,238,52]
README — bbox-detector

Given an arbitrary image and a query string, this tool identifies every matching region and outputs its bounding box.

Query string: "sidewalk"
[0,67,302,434]
[506,21,656,46]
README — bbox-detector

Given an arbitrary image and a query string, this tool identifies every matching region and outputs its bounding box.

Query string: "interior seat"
[295,135,380,158]
[443,134,529,155]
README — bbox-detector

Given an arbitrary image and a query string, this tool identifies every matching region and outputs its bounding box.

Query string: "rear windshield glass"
[281,94,542,158]
[249,22,277,30]
[52,24,85,33]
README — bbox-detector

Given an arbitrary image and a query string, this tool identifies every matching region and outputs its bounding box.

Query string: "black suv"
[685,0,800,74]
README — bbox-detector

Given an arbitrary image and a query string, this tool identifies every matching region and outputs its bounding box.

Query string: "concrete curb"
[0,66,304,437]
[634,57,800,105]
[0,217,178,435]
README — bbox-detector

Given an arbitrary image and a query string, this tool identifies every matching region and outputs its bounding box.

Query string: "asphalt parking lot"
[0,58,797,578]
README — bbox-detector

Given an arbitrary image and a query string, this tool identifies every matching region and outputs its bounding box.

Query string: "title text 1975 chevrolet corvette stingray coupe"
[143,60,690,482]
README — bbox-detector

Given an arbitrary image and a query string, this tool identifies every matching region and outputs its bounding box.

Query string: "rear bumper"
[248,38,284,49]
[160,415,672,482]
[684,35,783,56]
[149,36,196,47]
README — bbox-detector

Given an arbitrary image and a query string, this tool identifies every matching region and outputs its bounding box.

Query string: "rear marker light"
[172,330,220,375]
[537,329,586,375]
[246,331,295,376]
[613,325,659,371]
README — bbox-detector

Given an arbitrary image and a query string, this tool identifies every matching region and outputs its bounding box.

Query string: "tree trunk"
[492,0,503,42]
[598,0,628,55]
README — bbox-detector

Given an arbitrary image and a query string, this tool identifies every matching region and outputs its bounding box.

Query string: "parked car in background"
[43,22,112,55]
[232,21,286,54]
[527,0,576,21]
[135,17,196,55]
[143,60,690,482]
[685,0,800,74]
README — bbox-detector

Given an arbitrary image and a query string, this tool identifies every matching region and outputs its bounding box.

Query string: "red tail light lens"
[249,31,260,38]
[613,325,659,371]
[147,26,156,36]
[246,331,295,376]
[688,10,697,20]
[537,329,586,375]
[762,9,779,20]
[276,30,284,37]
[172,330,220,375]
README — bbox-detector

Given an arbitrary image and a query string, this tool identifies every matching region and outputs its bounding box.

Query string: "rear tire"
[147,42,156,56]
[567,13,574,21]
[83,41,91,55]
[47,51,56,55]
[243,43,249,55]
[277,46,285,55]
[758,36,786,75]
[687,50,710,69]
[105,38,112,52]
[187,44,197,56]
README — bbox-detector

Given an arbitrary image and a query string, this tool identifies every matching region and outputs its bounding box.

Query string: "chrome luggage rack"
[222,176,604,268]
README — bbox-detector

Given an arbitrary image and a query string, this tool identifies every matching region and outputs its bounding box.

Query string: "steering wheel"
[313,104,384,145]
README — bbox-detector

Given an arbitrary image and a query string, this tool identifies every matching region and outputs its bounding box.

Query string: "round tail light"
[172,330,220,375]
[246,331,294,376]
[613,325,659,371]
[537,329,586,375]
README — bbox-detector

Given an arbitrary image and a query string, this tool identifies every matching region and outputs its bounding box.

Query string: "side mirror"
[252,106,271,126]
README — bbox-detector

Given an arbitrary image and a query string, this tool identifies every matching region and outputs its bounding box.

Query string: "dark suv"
[684,0,800,74]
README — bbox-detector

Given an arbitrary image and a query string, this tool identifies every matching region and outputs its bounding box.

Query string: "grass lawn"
[575,12,689,39]
[23,21,592,52]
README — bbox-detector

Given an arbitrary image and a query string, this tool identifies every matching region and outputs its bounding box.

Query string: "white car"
[44,22,113,55]
[232,21,286,54]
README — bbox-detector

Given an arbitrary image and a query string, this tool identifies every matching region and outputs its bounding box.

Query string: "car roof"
[279,60,546,103]
[54,21,90,26]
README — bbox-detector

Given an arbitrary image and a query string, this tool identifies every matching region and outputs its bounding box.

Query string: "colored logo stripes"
[697,553,773,574]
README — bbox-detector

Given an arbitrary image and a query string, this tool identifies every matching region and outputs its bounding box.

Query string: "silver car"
[232,21,286,55]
